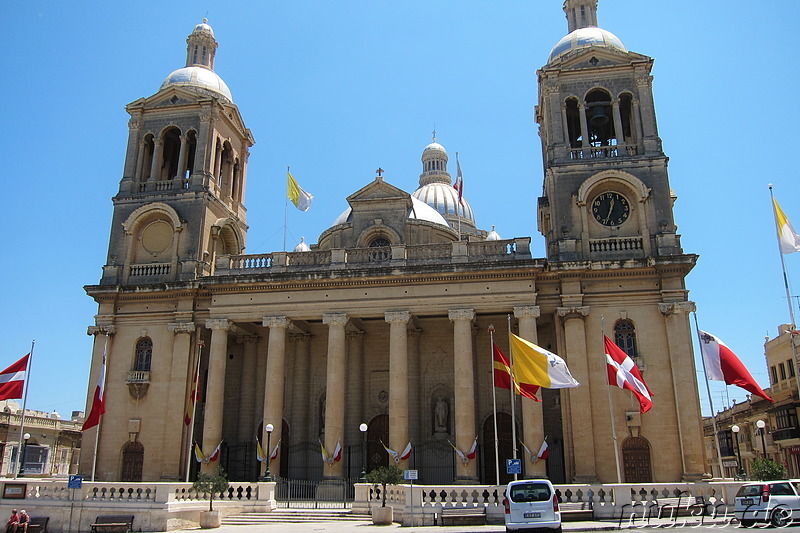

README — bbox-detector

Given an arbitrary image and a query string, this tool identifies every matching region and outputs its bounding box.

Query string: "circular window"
[141,220,173,254]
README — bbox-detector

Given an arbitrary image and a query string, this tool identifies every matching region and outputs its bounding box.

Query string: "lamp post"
[18,433,30,478]
[732,425,745,479]
[359,423,368,482]
[757,420,767,459]
[263,423,274,481]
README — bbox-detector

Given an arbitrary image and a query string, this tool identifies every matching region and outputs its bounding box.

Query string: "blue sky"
[1,1,797,418]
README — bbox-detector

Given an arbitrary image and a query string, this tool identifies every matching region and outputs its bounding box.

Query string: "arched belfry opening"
[160,127,182,181]
[585,89,614,148]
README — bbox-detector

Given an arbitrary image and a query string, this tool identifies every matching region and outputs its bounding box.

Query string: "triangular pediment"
[346,178,411,206]
[550,47,650,71]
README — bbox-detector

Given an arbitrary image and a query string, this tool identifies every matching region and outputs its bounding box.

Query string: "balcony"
[126,370,150,400]
[772,426,800,441]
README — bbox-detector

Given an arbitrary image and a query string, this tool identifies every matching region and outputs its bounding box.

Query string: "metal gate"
[274,477,355,508]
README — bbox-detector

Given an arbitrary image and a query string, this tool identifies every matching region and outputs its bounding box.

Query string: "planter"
[199,510,221,529]
[371,506,393,525]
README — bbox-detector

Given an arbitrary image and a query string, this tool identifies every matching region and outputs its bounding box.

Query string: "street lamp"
[18,433,30,478]
[757,420,767,459]
[732,425,745,479]
[359,423,368,482]
[262,423,274,482]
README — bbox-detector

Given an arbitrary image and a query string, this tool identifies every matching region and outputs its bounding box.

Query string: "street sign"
[404,469,418,480]
[68,475,82,489]
[506,458,522,475]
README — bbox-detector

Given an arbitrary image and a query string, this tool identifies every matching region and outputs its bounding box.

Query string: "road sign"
[506,458,522,475]
[68,475,83,489]
[404,469,418,480]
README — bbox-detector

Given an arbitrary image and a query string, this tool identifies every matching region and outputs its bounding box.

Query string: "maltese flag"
[605,336,653,413]
[698,329,773,402]
[0,354,28,401]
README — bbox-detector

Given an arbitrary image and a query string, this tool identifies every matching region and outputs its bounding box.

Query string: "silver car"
[503,479,562,532]
[734,480,800,527]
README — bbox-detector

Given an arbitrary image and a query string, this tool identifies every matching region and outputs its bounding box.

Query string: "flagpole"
[601,317,623,483]
[692,312,726,478]
[507,314,518,480]
[489,325,501,486]
[185,335,204,482]
[90,334,109,482]
[13,340,34,479]
[284,166,290,252]
[768,185,800,396]
[456,152,462,242]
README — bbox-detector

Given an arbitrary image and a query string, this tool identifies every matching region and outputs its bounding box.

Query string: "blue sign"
[506,458,522,475]
[404,469,418,480]
[68,475,82,489]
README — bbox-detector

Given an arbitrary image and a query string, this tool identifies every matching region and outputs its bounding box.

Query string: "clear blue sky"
[1,1,797,418]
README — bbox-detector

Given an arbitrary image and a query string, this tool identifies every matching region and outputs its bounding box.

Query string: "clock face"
[591,192,630,226]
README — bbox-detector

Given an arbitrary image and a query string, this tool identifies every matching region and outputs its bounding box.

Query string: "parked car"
[734,480,800,527]
[503,479,562,532]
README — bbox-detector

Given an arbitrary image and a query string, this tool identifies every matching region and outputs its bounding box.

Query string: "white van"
[503,479,562,532]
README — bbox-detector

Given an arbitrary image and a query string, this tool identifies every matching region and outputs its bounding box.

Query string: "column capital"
[346,331,365,342]
[448,308,475,322]
[87,325,116,336]
[514,306,541,319]
[167,322,195,334]
[289,332,312,344]
[322,313,349,326]
[385,311,411,324]
[263,316,291,329]
[659,301,696,316]
[557,306,590,319]
[236,335,260,345]
[205,318,233,331]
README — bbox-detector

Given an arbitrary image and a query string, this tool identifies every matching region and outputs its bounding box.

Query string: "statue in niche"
[434,397,449,434]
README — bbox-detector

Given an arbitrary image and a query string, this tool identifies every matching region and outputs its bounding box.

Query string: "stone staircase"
[222,509,369,525]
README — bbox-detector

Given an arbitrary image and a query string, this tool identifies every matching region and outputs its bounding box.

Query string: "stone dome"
[160,66,233,102]
[548,26,627,63]
[486,225,501,241]
[412,182,475,224]
[423,141,447,156]
[294,237,311,252]
[192,19,214,38]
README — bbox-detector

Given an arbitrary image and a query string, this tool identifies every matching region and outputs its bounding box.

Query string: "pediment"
[551,47,650,71]
[132,86,207,110]
[346,178,411,206]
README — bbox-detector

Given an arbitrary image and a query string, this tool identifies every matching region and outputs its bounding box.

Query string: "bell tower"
[536,1,682,262]
[100,20,254,285]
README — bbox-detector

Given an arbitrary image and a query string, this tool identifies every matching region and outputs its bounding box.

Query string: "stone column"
[346,331,365,440]
[449,308,477,482]
[557,305,596,482]
[202,318,232,473]
[237,335,259,444]
[261,316,290,477]
[162,322,194,480]
[323,313,349,479]
[578,103,589,149]
[134,140,146,183]
[386,311,411,466]
[149,139,163,181]
[514,306,545,477]
[176,134,190,180]
[612,101,625,151]
[660,301,705,480]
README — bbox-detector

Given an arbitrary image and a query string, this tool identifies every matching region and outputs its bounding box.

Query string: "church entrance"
[622,436,652,483]
[481,412,515,485]
[120,441,144,482]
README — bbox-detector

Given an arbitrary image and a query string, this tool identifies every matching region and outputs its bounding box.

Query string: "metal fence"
[274,476,355,508]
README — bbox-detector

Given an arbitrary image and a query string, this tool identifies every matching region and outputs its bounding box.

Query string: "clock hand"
[604,198,615,224]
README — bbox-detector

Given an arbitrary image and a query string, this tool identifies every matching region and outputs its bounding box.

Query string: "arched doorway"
[366,414,389,472]
[622,436,652,483]
[121,441,144,482]
[482,412,515,485]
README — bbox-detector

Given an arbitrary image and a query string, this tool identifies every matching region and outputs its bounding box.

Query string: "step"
[222,510,368,525]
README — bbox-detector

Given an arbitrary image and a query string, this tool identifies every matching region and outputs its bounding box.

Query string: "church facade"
[81,0,706,484]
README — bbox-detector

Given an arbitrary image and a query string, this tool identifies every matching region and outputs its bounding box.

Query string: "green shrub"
[192,466,229,511]
[365,464,403,507]
[750,457,787,481]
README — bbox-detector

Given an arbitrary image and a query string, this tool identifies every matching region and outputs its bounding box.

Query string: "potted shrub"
[192,466,230,528]
[365,464,403,525]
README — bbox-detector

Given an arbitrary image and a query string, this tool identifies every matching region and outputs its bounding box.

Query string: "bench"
[559,501,594,521]
[437,506,486,526]
[90,515,134,533]
[656,496,709,519]
[27,517,49,533]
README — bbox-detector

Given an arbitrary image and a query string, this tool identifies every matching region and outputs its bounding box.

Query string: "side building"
[82,1,706,483]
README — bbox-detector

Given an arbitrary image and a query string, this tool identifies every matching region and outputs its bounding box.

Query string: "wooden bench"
[559,501,594,521]
[437,506,486,526]
[656,496,709,519]
[26,517,49,533]
[90,515,134,533]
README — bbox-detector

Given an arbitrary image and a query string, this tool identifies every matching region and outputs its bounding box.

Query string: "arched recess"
[120,441,144,482]
[366,414,389,471]
[617,92,636,147]
[481,412,516,485]
[184,130,198,179]
[122,202,183,235]
[584,88,615,147]
[138,133,155,182]
[122,203,183,267]
[356,225,402,249]
[211,219,244,267]
[159,126,182,181]
[622,436,652,483]
[564,97,582,148]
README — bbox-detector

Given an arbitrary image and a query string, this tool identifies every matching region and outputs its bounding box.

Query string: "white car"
[734,480,800,527]
[503,479,562,532]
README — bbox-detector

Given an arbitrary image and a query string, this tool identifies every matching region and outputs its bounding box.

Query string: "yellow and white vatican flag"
[287,171,313,212]
[773,196,800,254]
[510,333,580,389]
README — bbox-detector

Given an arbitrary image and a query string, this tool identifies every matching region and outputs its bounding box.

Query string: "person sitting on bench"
[14,510,28,533]
[5,510,18,533]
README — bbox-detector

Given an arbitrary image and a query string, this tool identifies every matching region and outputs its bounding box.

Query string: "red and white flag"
[453,158,464,205]
[82,361,106,431]
[399,442,412,461]
[536,440,549,461]
[269,439,280,462]
[184,364,201,426]
[332,439,342,463]
[466,437,478,460]
[605,336,653,413]
[0,354,28,401]
[698,329,774,402]
[208,441,222,462]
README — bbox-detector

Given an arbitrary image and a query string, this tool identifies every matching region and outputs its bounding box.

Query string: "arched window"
[135,338,153,371]
[369,238,390,248]
[614,320,638,358]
